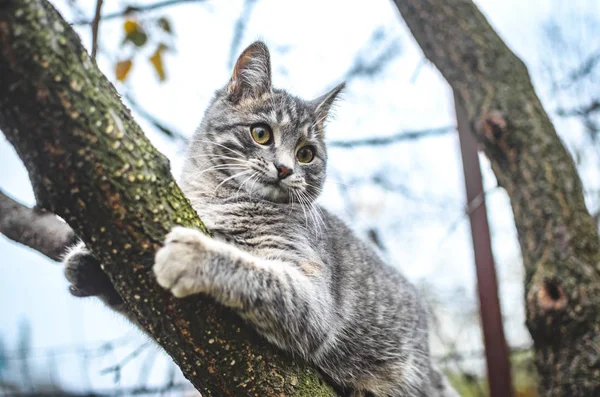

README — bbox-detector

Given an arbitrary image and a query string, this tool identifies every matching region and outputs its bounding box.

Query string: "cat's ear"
[227,41,272,103]
[312,82,345,123]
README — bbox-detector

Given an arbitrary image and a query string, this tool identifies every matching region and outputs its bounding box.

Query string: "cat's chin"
[248,181,290,203]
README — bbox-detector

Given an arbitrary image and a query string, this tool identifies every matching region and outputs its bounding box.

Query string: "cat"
[63,41,458,397]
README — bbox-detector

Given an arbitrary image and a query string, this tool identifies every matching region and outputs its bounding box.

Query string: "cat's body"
[64,42,458,397]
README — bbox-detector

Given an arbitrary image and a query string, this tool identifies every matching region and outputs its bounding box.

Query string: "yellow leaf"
[115,59,133,82]
[124,19,138,34]
[149,47,166,82]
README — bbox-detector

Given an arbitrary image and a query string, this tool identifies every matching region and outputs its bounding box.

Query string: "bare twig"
[3,383,191,397]
[227,0,259,68]
[339,27,401,86]
[328,126,455,148]
[124,93,187,141]
[0,189,75,261]
[556,100,600,118]
[555,49,600,91]
[100,342,150,383]
[90,0,103,59]
[72,0,206,25]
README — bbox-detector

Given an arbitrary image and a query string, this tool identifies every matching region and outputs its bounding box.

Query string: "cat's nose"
[275,164,293,179]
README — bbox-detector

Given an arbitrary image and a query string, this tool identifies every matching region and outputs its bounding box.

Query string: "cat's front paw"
[153,227,213,298]
[63,242,121,305]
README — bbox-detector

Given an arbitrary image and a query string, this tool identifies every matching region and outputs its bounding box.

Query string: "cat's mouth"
[250,174,291,202]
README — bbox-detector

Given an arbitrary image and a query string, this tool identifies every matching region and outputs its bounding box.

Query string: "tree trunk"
[0,1,334,396]
[394,0,600,395]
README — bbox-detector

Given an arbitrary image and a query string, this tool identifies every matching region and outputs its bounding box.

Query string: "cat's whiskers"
[295,184,325,236]
[214,169,253,193]
[290,188,309,232]
[188,153,248,165]
[190,138,246,159]
[307,193,326,236]
[304,191,324,237]
[191,163,248,178]
[236,171,259,200]
[247,172,262,197]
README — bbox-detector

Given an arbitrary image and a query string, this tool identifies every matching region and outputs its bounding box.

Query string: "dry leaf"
[124,19,138,34]
[149,46,166,82]
[115,59,133,82]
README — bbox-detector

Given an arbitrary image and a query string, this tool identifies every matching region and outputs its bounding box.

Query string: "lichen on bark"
[394,0,600,395]
[0,0,335,395]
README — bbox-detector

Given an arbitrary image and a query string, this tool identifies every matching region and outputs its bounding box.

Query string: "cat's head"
[185,41,343,204]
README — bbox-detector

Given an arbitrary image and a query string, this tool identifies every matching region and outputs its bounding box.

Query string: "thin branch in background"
[90,0,103,59]
[555,48,600,91]
[3,383,192,397]
[342,28,401,84]
[73,0,206,25]
[17,321,33,393]
[227,0,260,68]
[100,342,150,384]
[327,168,356,218]
[0,335,132,361]
[0,189,75,262]
[137,348,158,386]
[328,126,455,148]
[124,93,188,142]
[556,100,600,118]
[435,344,532,364]
[410,57,426,83]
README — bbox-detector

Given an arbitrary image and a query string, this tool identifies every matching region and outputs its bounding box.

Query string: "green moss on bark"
[0,1,336,395]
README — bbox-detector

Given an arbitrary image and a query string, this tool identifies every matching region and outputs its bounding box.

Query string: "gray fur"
[64,41,458,397]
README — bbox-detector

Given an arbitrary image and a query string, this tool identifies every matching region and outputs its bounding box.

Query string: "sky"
[1,0,599,394]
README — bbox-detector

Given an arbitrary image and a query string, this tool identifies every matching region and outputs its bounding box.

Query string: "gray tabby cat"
[63,42,458,397]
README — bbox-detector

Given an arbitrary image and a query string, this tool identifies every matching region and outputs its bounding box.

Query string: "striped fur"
[65,41,458,397]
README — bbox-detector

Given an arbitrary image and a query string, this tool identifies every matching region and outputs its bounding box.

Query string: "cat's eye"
[296,146,315,163]
[250,124,273,145]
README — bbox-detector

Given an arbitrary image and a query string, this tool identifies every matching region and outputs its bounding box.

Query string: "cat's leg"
[63,241,125,309]
[63,242,141,328]
[153,226,335,357]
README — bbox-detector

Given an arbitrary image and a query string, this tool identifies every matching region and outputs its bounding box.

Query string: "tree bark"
[0,1,335,396]
[394,0,600,395]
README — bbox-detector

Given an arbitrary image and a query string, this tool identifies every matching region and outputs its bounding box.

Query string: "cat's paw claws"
[153,227,211,298]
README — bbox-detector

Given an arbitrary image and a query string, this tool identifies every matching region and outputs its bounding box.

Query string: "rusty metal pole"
[454,94,514,397]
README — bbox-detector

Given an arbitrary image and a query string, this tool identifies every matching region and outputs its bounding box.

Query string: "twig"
[0,189,75,261]
[227,0,259,68]
[124,93,187,141]
[90,0,103,59]
[328,126,455,148]
[72,0,206,25]
[100,342,150,383]
[2,383,191,397]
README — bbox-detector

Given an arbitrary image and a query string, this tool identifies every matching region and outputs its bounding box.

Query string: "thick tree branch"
[394,0,600,395]
[0,1,334,396]
[0,189,74,261]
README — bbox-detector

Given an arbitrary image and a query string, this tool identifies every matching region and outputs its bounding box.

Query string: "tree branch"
[72,0,206,26]
[0,1,334,396]
[0,189,74,261]
[394,0,600,394]
[328,125,454,148]
[90,0,103,59]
